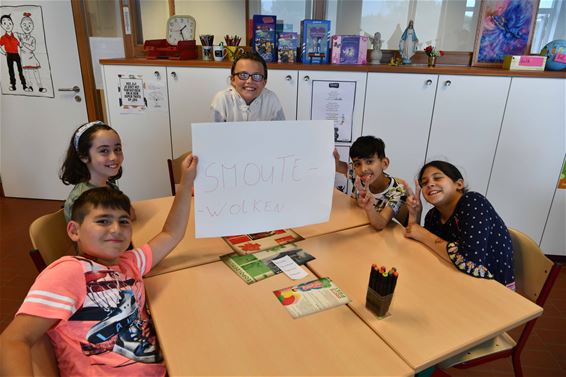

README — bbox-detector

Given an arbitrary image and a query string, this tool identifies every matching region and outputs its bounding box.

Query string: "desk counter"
[293,188,368,239]
[133,189,368,276]
[132,196,231,276]
[301,224,543,372]
[145,261,413,376]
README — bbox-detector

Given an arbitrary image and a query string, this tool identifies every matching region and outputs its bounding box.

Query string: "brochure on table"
[221,244,314,284]
[273,277,350,319]
[192,120,335,238]
[223,228,302,255]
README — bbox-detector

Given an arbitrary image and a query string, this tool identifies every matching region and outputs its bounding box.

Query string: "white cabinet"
[297,70,367,146]
[487,77,566,245]
[363,73,437,183]
[541,178,565,256]
[425,75,511,194]
[266,69,298,120]
[168,67,298,158]
[168,67,231,157]
[102,65,171,200]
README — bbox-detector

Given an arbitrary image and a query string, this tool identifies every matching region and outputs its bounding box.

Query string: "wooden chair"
[29,209,74,272]
[167,151,191,195]
[438,228,561,377]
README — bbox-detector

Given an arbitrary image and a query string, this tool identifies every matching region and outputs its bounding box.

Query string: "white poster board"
[192,120,335,238]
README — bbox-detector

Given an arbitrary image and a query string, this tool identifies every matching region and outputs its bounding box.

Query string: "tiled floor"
[1,191,564,376]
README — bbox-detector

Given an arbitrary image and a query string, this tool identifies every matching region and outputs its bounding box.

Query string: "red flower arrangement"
[424,46,444,57]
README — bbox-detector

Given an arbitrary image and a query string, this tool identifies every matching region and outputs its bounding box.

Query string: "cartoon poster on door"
[0,5,54,97]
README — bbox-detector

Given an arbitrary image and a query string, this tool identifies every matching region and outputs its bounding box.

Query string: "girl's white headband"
[73,121,104,152]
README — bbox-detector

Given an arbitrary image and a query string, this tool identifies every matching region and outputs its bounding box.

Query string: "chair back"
[509,228,557,304]
[29,209,74,271]
[167,151,191,195]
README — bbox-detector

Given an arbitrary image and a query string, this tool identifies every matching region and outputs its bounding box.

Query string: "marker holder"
[365,287,393,318]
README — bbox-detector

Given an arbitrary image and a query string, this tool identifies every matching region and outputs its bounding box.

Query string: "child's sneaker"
[86,290,138,344]
[113,322,162,363]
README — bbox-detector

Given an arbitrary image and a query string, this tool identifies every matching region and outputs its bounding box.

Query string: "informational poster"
[0,5,54,97]
[117,74,166,113]
[310,80,356,142]
[192,120,335,238]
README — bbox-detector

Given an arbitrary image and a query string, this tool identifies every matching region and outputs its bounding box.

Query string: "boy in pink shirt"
[0,154,198,376]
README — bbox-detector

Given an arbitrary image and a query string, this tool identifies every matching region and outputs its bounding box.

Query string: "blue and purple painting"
[477,0,537,64]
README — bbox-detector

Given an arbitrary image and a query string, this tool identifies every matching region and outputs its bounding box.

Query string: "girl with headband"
[60,121,135,222]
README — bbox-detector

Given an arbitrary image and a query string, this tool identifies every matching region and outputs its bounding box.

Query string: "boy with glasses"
[210,51,285,122]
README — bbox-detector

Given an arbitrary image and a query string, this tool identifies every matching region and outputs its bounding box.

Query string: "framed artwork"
[472,0,540,67]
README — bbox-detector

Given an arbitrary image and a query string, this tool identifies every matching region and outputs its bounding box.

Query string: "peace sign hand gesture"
[403,179,422,224]
[354,176,373,210]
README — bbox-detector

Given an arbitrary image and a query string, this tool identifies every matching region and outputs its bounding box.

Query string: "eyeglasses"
[233,71,265,82]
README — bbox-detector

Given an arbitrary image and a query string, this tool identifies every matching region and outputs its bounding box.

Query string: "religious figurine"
[399,20,418,64]
[369,32,383,64]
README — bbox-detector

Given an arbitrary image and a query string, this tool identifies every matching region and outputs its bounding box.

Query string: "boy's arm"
[354,177,394,231]
[365,203,395,230]
[148,154,198,268]
[0,314,59,376]
[333,148,348,175]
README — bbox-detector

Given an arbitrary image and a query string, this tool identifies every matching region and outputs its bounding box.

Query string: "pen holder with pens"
[365,264,398,318]
[366,287,393,317]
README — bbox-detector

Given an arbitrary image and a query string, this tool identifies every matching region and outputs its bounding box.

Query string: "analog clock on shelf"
[166,15,196,46]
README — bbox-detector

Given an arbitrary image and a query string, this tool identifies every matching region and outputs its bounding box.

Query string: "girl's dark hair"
[349,136,386,160]
[59,122,122,185]
[71,187,131,223]
[418,160,468,192]
[231,51,268,80]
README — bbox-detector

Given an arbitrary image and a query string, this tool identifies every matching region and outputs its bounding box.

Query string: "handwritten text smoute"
[202,154,318,193]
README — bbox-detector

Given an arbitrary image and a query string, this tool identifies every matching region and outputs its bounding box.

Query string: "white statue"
[399,20,418,64]
[369,32,383,64]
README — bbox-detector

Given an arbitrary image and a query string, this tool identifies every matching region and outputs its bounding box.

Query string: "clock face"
[166,15,196,45]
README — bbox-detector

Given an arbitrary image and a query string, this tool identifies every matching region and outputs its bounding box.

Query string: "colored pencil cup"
[366,287,393,317]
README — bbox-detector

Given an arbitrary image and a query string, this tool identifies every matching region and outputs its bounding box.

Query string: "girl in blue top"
[404,160,515,289]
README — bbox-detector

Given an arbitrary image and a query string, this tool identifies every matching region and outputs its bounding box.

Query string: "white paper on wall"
[192,120,335,238]
[310,80,356,143]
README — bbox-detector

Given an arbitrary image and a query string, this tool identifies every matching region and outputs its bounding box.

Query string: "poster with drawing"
[0,5,53,97]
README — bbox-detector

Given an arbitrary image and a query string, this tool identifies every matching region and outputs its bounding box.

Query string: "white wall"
[175,0,246,44]
[140,0,170,40]
[139,0,246,45]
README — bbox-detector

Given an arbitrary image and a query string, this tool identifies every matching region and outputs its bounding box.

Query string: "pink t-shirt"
[17,245,165,377]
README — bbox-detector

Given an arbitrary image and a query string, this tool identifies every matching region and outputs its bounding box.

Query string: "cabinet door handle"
[444,80,452,87]
[154,71,160,79]
[285,75,292,81]
[170,71,177,79]
[425,79,433,86]
[303,75,310,82]
[58,85,80,93]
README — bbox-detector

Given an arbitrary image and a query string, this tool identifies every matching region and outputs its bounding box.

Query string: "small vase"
[427,56,437,67]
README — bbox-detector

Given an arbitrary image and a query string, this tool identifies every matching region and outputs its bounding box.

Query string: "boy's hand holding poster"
[192,120,335,238]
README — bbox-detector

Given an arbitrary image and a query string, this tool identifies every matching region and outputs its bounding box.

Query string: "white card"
[272,255,308,280]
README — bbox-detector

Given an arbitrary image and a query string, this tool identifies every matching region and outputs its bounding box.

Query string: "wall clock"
[166,15,196,46]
